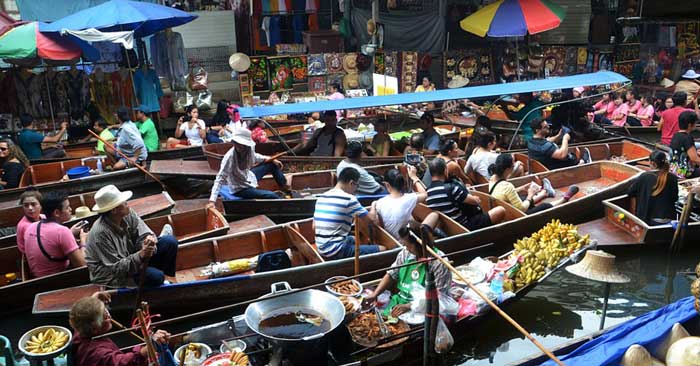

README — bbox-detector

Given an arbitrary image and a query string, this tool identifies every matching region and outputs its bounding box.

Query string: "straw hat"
[229,53,251,72]
[660,78,675,88]
[682,69,700,79]
[231,128,256,147]
[73,206,95,219]
[447,75,469,89]
[92,185,133,213]
[565,250,630,284]
[343,73,360,90]
[343,53,358,73]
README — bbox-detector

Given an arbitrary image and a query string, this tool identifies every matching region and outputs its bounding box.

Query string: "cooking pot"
[244,281,345,344]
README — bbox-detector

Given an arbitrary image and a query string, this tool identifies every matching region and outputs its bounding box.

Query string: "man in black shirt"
[669,111,700,178]
[425,159,505,231]
[527,118,591,170]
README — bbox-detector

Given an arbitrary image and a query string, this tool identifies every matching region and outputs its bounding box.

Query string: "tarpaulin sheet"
[350,8,445,54]
[543,296,697,366]
[238,71,630,118]
[16,0,157,22]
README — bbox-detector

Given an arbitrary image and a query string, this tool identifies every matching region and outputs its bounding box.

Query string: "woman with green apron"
[364,226,452,317]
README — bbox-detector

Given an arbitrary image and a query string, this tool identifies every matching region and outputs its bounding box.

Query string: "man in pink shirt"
[611,94,629,126]
[659,91,693,145]
[24,192,87,278]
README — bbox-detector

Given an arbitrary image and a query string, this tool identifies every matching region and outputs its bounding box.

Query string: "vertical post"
[420,225,438,366]
[599,282,611,330]
[354,215,361,275]
[44,70,56,130]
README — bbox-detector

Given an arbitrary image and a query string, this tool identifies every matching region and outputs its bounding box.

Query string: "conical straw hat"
[565,250,630,284]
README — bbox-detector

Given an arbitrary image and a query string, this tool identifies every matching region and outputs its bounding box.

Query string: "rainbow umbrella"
[460,0,566,38]
[0,21,84,61]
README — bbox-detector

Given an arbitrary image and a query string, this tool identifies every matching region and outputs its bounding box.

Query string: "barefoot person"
[208,128,289,202]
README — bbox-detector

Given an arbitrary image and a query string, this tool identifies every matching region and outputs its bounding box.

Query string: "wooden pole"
[110,318,145,342]
[354,215,361,276]
[671,192,694,253]
[421,226,438,366]
[425,246,568,366]
[599,283,611,330]
[136,308,160,366]
[88,129,167,190]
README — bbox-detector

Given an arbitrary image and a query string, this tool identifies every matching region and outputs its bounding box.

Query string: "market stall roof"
[0,21,95,62]
[40,0,197,38]
[238,71,630,119]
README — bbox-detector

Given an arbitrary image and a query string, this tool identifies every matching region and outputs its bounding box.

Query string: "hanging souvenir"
[268,56,293,91]
[249,56,270,92]
[542,46,566,76]
[308,54,327,76]
[239,73,252,96]
[400,51,418,93]
[343,53,359,74]
[327,73,344,90]
[374,52,385,75]
[443,49,493,86]
[308,76,326,93]
[289,55,308,84]
[325,53,344,74]
[384,51,398,77]
[564,47,577,75]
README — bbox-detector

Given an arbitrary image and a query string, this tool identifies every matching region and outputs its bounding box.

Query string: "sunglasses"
[0,147,8,151]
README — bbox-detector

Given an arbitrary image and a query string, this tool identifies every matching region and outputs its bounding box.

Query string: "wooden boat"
[32,216,404,315]
[0,191,175,249]
[1,212,275,316]
[505,296,697,366]
[604,125,700,144]
[0,158,147,206]
[29,141,98,164]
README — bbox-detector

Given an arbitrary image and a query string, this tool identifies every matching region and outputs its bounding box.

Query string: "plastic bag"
[410,283,426,314]
[434,318,454,354]
[188,66,208,90]
[438,293,459,316]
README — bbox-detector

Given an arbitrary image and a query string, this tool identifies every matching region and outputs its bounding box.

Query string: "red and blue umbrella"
[460,0,566,38]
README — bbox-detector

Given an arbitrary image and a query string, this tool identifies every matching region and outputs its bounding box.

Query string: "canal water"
[0,245,696,365]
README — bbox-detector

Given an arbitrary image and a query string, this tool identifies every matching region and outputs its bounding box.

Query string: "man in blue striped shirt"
[314,167,386,260]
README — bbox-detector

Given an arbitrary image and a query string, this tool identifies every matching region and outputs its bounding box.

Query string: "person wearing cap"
[527,118,590,170]
[675,69,700,105]
[292,110,347,157]
[337,141,385,195]
[23,192,87,278]
[134,105,160,152]
[208,128,289,203]
[418,112,441,154]
[85,185,179,288]
[108,107,148,170]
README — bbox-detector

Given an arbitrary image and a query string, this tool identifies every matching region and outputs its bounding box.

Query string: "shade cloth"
[350,7,445,54]
[61,28,134,49]
[238,71,630,118]
[16,0,158,22]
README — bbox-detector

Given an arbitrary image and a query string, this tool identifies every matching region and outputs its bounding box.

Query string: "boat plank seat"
[284,226,324,266]
[583,144,611,161]
[144,208,228,244]
[412,203,469,236]
[513,153,548,174]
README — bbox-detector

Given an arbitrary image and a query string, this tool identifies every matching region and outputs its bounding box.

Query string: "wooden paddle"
[425,246,567,366]
[671,192,695,254]
[88,129,168,190]
[254,151,288,168]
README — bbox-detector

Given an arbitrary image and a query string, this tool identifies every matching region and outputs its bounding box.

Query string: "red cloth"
[661,106,692,145]
[251,126,269,143]
[72,333,146,366]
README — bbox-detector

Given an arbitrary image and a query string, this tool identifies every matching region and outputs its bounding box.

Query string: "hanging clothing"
[133,68,163,113]
[66,70,90,116]
[90,73,115,124]
[40,72,70,117]
[0,71,17,115]
[269,16,282,47]
[14,71,36,116]
[150,31,187,90]
[92,42,122,73]
[261,17,271,47]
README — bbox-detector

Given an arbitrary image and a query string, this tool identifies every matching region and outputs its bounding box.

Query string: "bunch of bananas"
[25,328,69,354]
[511,220,590,290]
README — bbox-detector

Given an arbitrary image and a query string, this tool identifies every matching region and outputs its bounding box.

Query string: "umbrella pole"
[515,38,521,81]
[44,69,56,130]
[599,282,611,330]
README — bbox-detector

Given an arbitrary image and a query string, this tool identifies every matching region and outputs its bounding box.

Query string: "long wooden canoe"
[32,216,403,315]
[29,141,98,164]
[0,158,147,206]
[1,211,275,316]
[0,191,175,249]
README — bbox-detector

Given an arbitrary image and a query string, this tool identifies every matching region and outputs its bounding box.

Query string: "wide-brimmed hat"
[73,206,95,219]
[229,53,251,72]
[565,250,630,284]
[356,54,372,72]
[231,127,256,147]
[343,73,360,90]
[660,78,676,88]
[682,69,700,79]
[92,185,133,213]
[573,87,585,95]
[343,53,358,73]
[448,75,469,89]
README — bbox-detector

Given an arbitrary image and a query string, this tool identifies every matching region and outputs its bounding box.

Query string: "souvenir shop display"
[542,46,567,77]
[343,73,360,90]
[249,56,270,92]
[308,54,327,76]
[400,51,417,93]
[308,76,326,93]
[565,47,578,75]
[325,53,344,74]
[239,73,252,97]
[384,51,398,77]
[342,53,359,74]
[327,73,343,90]
[268,56,294,91]
[614,43,641,77]
[374,52,385,75]
[289,55,308,84]
[443,49,493,87]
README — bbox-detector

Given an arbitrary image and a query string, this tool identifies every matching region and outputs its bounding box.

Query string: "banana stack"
[511,220,590,290]
[25,328,69,354]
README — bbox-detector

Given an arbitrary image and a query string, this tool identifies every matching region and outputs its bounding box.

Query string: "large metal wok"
[244,281,345,344]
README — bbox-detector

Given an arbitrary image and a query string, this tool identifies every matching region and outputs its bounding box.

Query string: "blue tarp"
[543,296,697,366]
[238,71,630,118]
[16,0,157,22]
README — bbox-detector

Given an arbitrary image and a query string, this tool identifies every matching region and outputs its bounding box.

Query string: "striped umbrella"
[0,22,84,61]
[460,0,566,38]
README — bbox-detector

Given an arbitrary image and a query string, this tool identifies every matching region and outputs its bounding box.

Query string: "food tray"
[347,312,411,349]
[325,276,363,297]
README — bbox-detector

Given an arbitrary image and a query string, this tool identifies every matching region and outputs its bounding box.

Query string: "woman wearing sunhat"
[208,128,289,203]
[85,185,179,288]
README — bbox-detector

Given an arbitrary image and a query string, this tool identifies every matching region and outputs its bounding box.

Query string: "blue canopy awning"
[238,71,630,118]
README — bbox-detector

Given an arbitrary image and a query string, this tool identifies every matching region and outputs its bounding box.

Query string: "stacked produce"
[511,220,591,290]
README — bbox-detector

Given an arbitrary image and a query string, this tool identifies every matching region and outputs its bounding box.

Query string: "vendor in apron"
[364,226,452,317]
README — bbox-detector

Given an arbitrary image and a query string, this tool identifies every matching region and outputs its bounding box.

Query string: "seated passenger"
[134,105,160,152]
[17,190,43,253]
[292,110,346,157]
[24,192,87,278]
[436,139,470,185]
[419,113,441,154]
[488,154,578,215]
[314,167,386,260]
[208,129,288,201]
[90,119,115,155]
[17,113,67,160]
[426,158,505,231]
[527,118,590,170]
[0,139,29,189]
[86,185,179,288]
[368,119,392,157]
[403,133,428,179]
[670,111,700,178]
[337,141,385,195]
[370,167,438,240]
[167,105,206,148]
[363,226,451,317]
[106,107,148,170]
[629,151,679,225]
[71,294,171,366]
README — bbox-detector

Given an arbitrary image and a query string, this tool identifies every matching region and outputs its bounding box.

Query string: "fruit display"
[511,220,591,290]
[229,350,249,366]
[24,328,69,354]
